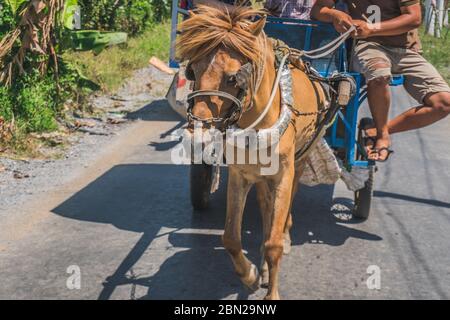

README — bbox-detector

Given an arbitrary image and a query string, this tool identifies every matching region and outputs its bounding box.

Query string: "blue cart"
[169,2,403,220]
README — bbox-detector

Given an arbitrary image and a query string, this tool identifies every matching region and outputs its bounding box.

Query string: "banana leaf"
[63,0,79,30]
[67,30,128,54]
[6,0,28,15]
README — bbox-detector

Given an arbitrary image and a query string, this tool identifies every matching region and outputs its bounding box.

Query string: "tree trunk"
[425,0,436,36]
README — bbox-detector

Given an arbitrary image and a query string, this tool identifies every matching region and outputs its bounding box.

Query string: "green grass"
[63,21,171,93]
[420,27,450,83]
[1,22,171,156]
[0,71,72,157]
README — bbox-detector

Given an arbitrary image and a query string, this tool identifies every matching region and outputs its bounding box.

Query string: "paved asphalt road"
[0,87,449,300]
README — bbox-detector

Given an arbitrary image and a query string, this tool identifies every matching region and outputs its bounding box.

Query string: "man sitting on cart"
[312,0,450,162]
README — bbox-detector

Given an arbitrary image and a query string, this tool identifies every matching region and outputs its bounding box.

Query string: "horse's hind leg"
[223,167,258,291]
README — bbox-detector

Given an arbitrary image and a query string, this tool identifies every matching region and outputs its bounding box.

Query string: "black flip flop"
[370,147,395,163]
[363,136,377,149]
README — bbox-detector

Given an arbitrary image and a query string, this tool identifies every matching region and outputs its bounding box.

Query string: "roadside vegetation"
[420,28,450,83]
[64,22,170,93]
[0,0,171,156]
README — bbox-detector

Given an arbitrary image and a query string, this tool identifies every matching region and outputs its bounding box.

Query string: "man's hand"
[353,20,373,39]
[331,11,354,33]
[312,0,357,35]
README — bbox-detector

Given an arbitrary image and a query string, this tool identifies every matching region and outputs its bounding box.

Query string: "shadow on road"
[51,97,381,299]
[290,185,382,246]
[52,163,250,300]
[51,163,381,300]
[374,190,450,209]
[127,99,183,122]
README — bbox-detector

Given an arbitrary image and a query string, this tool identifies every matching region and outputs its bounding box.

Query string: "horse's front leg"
[222,166,259,291]
[264,163,295,300]
[283,166,302,255]
[256,180,272,288]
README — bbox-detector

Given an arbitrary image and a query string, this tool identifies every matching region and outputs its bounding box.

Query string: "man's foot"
[364,127,377,138]
[360,120,377,154]
[368,136,394,162]
[363,135,377,152]
[370,147,395,162]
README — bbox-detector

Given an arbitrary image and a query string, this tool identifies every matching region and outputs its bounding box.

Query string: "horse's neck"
[237,39,281,130]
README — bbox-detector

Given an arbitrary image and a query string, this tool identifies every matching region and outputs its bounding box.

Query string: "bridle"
[186,61,255,129]
[187,90,247,127]
[185,33,267,130]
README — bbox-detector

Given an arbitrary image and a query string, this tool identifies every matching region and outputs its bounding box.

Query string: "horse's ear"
[248,15,267,36]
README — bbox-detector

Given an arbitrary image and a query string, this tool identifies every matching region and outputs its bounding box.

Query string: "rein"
[185,24,356,194]
[299,26,356,59]
[187,25,355,135]
[231,53,289,136]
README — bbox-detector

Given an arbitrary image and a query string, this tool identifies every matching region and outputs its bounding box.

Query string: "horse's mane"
[176,5,266,64]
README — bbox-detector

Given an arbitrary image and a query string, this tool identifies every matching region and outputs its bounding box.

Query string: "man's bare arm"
[354,4,422,39]
[311,0,354,33]
[311,0,338,23]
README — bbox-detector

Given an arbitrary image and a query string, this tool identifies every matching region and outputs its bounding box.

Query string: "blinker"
[185,63,195,81]
[235,63,253,90]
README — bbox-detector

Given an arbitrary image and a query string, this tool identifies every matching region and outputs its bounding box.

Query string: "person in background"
[312,0,450,162]
[191,0,319,20]
[190,0,248,9]
[264,0,317,20]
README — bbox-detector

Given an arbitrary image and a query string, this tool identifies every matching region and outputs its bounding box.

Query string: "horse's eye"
[227,75,237,85]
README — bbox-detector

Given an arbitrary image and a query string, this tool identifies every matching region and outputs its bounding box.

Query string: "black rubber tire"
[359,117,375,133]
[190,163,213,211]
[353,117,376,220]
[353,166,374,220]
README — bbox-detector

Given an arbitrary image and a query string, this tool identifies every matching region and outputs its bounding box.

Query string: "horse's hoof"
[264,292,281,300]
[283,233,292,255]
[241,264,260,292]
[260,267,269,288]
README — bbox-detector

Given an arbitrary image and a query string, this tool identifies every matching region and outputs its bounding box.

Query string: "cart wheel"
[190,163,213,211]
[354,117,376,220]
[354,166,374,220]
[359,117,374,128]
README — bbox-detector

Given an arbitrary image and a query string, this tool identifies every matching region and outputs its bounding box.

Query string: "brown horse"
[177,6,328,300]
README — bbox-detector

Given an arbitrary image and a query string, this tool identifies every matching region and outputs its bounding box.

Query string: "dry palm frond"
[0,116,15,144]
[0,0,65,86]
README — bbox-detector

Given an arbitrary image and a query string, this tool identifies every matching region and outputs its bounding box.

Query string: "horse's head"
[176,6,267,131]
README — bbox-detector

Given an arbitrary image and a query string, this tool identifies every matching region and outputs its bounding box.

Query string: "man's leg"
[366,76,392,161]
[366,50,450,137]
[385,92,450,134]
[352,41,394,161]
[366,92,450,135]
